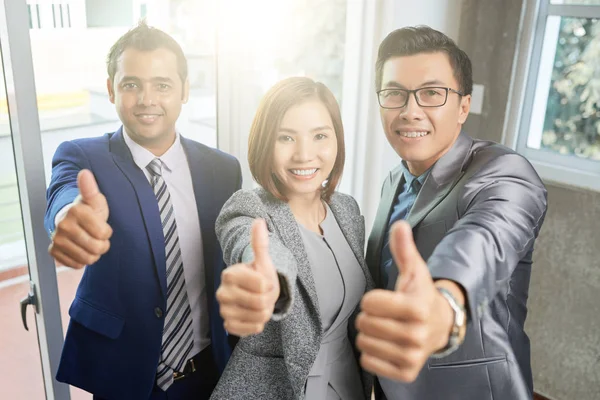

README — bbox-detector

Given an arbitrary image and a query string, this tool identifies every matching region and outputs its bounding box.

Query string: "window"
[28,1,77,29]
[509,0,600,191]
[27,4,32,28]
[215,0,349,188]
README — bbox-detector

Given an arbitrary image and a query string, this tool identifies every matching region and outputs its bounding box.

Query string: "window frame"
[0,0,70,399]
[504,0,600,192]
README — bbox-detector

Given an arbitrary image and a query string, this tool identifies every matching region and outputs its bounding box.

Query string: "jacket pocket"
[69,297,125,339]
[213,345,294,399]
[428,355,507,369]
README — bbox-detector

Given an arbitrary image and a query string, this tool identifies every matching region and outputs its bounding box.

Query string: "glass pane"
[528,16,600,161]
[216,0,348,176]
[225,0,347,101]
[0,38,45,400]
[32,0,218,397]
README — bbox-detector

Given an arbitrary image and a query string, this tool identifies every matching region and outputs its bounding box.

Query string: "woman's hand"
[216,219,280,336]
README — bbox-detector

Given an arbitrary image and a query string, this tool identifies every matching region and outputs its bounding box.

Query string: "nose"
[292,137,315,163]
[398,93,425,121]
[137,87,157,107]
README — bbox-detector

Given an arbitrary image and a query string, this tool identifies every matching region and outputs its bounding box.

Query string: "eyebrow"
[278,125,333,134]
[120,76,175,84]
[382,79,448,89]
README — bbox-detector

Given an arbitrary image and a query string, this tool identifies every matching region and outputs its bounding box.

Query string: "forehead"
[381,52,457,88]
[114,47,179,79]
[279,100,333,128]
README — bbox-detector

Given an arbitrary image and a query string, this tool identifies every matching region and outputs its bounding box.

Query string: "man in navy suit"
[45,22,241,399]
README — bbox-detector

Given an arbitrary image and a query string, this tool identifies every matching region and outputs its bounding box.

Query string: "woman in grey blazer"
[210,77,374,400]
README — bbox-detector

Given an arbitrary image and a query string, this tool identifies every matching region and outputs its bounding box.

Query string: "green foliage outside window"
[543,17,600,160]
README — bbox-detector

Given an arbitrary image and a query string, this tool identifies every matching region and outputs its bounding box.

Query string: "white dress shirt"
[57,131,210,357]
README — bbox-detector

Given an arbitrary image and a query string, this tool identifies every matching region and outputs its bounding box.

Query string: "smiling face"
[271,100,338,201]
[107,47,189,155]
[379,52,471,175]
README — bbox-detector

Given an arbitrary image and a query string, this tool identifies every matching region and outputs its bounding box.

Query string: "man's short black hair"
[106,20,188,85]
[376,25,472,95]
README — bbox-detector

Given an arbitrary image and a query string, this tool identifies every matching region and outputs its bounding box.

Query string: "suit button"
[154,307,163,318]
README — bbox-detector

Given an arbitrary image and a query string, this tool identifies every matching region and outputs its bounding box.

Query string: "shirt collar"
[122,129,185,173]
[400,160,430,192]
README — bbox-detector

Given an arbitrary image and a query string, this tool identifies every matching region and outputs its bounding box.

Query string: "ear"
[458,94,471,124]
[182,79,190,104]
[107,78,116,104]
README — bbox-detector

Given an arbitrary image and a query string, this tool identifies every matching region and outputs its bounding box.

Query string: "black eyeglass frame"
[376,86,466,109]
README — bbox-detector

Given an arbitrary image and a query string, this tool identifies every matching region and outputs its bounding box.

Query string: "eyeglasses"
[377,86,465,109]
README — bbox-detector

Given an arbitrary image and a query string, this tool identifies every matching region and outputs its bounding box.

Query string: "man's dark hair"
[375,25,472,95]
[106,21,188,85]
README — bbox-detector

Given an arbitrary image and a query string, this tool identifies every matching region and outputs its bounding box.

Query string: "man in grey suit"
[355,26,548,400]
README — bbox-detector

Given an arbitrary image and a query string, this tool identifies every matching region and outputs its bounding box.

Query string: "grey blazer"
[367,132,548,400]
[211,188,375,400]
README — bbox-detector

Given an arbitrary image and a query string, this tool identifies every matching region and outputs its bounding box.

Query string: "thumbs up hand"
[78,168,110,221]
[355,221,464,382]
[49,169,113,269]
[391,219,434,294]
[216,219,280,337]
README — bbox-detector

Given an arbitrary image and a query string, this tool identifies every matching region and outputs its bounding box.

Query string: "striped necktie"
[146,158,194,391]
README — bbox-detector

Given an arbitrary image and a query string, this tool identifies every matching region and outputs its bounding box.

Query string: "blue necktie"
[380,178,422,289]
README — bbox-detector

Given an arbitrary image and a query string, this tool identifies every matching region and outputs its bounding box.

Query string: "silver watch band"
[430,287,466,359]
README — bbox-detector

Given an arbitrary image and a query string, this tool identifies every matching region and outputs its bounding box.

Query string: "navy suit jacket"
[44,128,241,399]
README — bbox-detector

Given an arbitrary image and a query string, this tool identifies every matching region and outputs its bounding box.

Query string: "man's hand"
[216,219,280,337]
[48,169,112,269]
[356,221,459,382]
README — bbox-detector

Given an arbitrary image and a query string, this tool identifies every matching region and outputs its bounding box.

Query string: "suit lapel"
[405,132,474,228]
[181,137,219,303]
[109,128,167,298]
[366,167,403,286]
[328,197,375,292]
[326,197,375,334]
[367,132,474,288]
[263,197,322,396]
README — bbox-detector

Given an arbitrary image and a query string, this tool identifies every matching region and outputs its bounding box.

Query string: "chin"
[287,186,322,198]
[397,152,430,164]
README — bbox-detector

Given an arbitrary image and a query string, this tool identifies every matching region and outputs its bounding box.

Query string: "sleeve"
[234,159,243,191]
[54,203,75,226]
[427,153,548,322]
[215,189,297,320]
[44,141,91,236]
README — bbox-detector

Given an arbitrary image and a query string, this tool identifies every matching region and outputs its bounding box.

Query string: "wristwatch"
[430,287,466,359]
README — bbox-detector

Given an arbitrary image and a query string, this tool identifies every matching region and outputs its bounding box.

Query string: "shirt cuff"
[272,272,292,320]
[54,203,75,227]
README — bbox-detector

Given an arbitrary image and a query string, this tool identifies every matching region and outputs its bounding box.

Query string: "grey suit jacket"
[367,132,547,400]
[211,188,375,400]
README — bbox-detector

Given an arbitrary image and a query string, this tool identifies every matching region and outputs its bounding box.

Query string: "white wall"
[393,0,462,40]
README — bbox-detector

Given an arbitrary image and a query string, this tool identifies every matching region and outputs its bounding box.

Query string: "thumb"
[389,220,429,292]
[77,170,107,216]
[250,219,274,278]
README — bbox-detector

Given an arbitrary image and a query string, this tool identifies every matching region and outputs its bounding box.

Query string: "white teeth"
[398,131,428,138]
[291,169,317,176]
